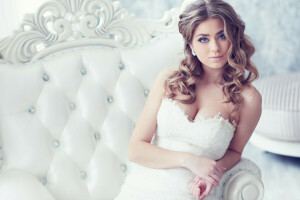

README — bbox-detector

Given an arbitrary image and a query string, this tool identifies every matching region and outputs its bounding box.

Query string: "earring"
[191,49,196,56]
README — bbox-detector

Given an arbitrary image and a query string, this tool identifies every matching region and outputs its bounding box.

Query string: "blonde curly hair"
[164,0,259,124]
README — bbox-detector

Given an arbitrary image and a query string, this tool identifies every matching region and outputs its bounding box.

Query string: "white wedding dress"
[114,97,236,200]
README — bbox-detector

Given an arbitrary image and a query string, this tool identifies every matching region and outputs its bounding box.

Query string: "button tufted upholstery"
[0,33,185,199]
[0,0,264,199]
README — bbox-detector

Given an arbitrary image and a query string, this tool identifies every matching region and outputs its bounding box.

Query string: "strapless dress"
[114,97,236,200]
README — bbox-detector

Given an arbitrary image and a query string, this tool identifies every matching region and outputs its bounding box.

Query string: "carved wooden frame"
[0,0,179,64]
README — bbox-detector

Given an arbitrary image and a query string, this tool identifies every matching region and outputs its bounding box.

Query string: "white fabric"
[114,97,236,200]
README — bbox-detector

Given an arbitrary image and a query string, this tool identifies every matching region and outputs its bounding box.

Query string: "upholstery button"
[28,106,36,114]
[119,63,125,70]
[120,164,127,172]
[80,67,87,75]
[69,103,76,111]
[144,89,149,97]
[94,132,101,140]
[107,96,113,103]
[80,171,87,179]
[39,177,47,185]
[52,139,60,148]
[42,73,49,81]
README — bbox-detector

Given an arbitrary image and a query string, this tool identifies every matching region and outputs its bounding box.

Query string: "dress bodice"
[151,98,236,160]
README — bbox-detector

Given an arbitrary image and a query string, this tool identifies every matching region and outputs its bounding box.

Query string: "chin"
[204,63,226,69]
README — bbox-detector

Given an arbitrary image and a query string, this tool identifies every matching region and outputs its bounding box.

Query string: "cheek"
[223,41,231,51]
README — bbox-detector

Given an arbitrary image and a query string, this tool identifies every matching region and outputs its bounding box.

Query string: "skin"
[128,17,262,200]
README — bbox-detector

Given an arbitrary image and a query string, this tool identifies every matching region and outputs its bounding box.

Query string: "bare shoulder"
[158,67,178,80]
[237,83,262,126]
[152,67,178,97]
[241,83,262,105]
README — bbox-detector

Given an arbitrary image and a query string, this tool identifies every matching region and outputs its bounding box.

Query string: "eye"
[218,34,226,39]
[198,37,209,43]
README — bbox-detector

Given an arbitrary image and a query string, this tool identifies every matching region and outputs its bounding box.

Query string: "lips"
[210,55,223,59]
[209,55,223,61]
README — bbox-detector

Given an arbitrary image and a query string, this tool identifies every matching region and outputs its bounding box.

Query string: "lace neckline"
[162,97,237,129]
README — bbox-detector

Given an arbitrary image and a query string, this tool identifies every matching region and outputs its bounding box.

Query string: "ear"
[189,44,194,51]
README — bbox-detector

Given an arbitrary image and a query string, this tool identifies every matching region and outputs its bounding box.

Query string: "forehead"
[193,18,224,36]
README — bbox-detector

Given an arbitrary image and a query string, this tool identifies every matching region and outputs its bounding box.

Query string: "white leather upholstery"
[0,0,264,199]
[0,33,184,199]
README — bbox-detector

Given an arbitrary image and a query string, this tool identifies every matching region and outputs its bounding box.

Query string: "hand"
[189,176,214,200]
[184,154,226,186]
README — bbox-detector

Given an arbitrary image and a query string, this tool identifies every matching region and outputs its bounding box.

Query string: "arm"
[128,67,187,169]
[217,84,262,171]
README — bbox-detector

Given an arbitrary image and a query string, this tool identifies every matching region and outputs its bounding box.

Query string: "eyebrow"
[196,30,224,37]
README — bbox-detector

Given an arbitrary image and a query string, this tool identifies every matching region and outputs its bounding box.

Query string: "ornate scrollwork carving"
[0,0,180,64]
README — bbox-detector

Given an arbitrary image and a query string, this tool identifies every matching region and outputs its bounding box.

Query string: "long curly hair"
[164,0,259,124]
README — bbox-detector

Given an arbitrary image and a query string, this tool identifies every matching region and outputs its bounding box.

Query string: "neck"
[200,66,225,85]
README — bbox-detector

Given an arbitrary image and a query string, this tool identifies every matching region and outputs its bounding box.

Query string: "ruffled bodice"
[114,97,236,200]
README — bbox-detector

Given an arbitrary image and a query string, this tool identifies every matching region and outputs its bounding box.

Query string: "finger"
[193,183,198,196]
[189,177,199,192]
[200,182,214,199]
[213,169,223,177]
[216,165,226,172]
[204,176,219,186]
[209,173,221,182]
[207,174,220,186]
[195,188,201,200]
[189,177,197,191]
[195,178,203,188]
[191,178,200,194]
[188,181,194,191]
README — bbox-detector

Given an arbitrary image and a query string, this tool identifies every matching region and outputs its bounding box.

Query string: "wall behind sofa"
[0,0,299,77]
[117,0,300,78]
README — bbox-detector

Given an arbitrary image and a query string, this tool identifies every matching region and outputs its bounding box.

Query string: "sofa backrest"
[0,0,184,199]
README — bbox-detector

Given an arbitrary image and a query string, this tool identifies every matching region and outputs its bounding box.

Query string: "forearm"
[216,149,241,172]
[128,140,190,169]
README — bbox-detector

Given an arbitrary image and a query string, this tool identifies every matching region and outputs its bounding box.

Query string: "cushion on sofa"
[253,72,300,142]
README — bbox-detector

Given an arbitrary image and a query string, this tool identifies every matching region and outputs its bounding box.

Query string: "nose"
[210,39,220,53]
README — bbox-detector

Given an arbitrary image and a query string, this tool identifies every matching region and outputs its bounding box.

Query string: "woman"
[115,0,262,199]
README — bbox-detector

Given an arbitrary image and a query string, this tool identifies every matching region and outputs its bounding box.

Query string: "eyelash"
[198,34,226,43]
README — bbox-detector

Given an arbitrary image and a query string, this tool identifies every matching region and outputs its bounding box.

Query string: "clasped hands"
[186,155,226,200]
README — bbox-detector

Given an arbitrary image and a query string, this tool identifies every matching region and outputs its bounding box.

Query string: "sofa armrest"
[224,170,264,200]
[215,158,264,200]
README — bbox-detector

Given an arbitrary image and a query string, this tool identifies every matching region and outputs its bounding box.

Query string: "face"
[190,18,230,69]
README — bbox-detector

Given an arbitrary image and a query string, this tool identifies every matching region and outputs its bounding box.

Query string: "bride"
[115,0,262,199]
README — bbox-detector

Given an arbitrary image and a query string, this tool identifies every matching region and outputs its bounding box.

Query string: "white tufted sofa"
[0,0,264,199]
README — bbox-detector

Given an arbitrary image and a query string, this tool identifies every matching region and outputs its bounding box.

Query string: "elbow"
[128,141,139,162]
